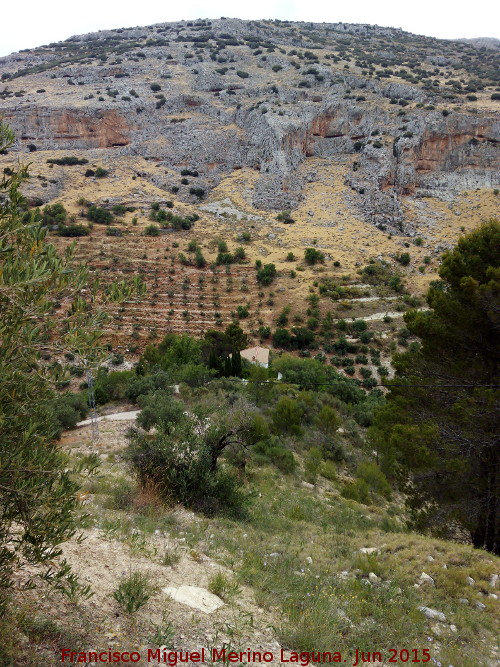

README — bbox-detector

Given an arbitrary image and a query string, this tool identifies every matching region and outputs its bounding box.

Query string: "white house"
[239,346,269,368]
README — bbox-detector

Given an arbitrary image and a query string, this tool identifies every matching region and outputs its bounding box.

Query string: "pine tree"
[370,221,500,553]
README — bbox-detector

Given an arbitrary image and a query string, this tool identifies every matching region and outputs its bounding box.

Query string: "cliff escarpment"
[0,17,499,233]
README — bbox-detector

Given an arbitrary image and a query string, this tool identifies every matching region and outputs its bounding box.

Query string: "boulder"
[163,585,224,613]
[418,606,446,622]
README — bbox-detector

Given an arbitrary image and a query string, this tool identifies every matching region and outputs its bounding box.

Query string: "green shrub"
[93,369,135,404]
[341,478,370,503]
[57,224,89,237]
[113,572,154,613]
[208,572,241,601]
[304,446,322,484]
[41,202,67,225]
[136,390,184,431]
[304,248,325,265]
[127,421,249,517]
[395,252,410,266]
[48,392,88,434]
[46,156,88,166]
[271,397,303,435]
[256,263,277,285]
[314,405,339,433]
[356,461,392,499]
[253,439,297,474]
[145,224,160,236]
[87,206,112,224]
[105,227,122,237]
[319,460,337,481]
[95,167,108,178]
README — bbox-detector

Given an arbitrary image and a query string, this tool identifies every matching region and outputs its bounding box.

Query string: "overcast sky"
[1,0,499,57]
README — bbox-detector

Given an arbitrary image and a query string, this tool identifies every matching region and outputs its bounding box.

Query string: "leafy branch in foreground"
[0,121,145,615]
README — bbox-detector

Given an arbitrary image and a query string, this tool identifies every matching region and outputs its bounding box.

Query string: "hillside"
[0,18,499,667]
[0,17,499,355]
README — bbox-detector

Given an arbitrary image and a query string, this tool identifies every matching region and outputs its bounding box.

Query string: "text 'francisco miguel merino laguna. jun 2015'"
[60,647,435,665]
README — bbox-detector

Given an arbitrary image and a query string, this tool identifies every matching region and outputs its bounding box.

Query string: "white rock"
[459,598,469,605]
[301,481,315,489]
[489,574,498,589]
[430,624,442,636]
[162,586,224,613]
[359,547,380,555]
[475,601,486,611]
[450,625,457,633]
[466,576,475,586]
[488,593,498,600]
[368,572,380,584]
[418,606,447,622]
[305,556,313,565]
[426,555,435,562]
[418,572,435,586]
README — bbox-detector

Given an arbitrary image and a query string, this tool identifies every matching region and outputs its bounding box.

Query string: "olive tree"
[0,122,144,614]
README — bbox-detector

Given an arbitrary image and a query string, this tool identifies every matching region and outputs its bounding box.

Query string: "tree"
[0,122,144,614]
[304,247,325,265]
[370,221,500,553]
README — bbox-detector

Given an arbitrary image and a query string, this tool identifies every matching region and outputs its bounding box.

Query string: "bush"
[395,252,410,266]
[113,572,155,613]
[105,227,122,237]
[57,225,89,237]
[93,370,135,404]
[341,478,370,503]
[304,248,325,265]
[189,187,205,199]
[41,202,67,226]
[136,391,184,431]
[253,439,297,474]
[150,83,162,92]
[356,461,392,499]
[95,167,108,178]
[314,405,339,433]
[46,156,88,166]
[271,397,303,435]
[127,420,249,517]
[319,460,337,481]
[48,392,88,435]
[87,206,113,224]
[256,263,276,285]
[236,71,249,78]
[304,446,322,484]
[145,224,160,236]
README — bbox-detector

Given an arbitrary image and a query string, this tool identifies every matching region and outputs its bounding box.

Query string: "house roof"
[240,346,269,365]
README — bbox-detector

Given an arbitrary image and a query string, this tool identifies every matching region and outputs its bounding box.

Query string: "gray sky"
[1,0,499,57]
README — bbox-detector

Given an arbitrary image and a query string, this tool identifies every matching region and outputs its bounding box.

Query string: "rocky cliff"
[0,18,499,233]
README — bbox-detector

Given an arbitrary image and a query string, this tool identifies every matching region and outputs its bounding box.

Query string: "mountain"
[0,18,499,348]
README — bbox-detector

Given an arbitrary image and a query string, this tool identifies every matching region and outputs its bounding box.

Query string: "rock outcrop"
[0,17,499,233]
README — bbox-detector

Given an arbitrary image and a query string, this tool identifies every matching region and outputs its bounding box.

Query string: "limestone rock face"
[0,17,498,233]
